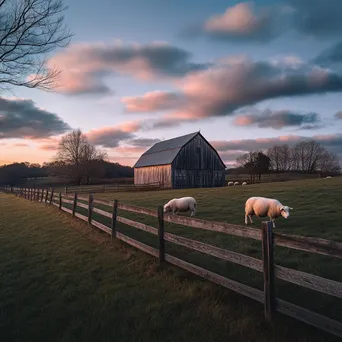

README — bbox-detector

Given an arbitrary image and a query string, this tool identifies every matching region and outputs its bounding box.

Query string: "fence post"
[262,221,275,322]
[158,206,165,264]
[40,188,43,202]
[49,189,54,204]
[88,194,93,229]
[58,192,62,209]
[111,199,118,241]
[72,193,78,217]
[45,189,49,204]
[65,186,68,194]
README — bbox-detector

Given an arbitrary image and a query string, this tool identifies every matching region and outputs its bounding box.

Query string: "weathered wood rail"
[64,182,161,194]
[3,185,342,338]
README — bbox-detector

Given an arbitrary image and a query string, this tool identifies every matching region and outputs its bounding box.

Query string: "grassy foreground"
[83,177,342,324]
[0,193,340,342]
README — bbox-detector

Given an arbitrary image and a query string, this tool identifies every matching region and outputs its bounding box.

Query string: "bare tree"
[279,144,291,172]
[318,150,341,175]
[236,150,270,183]
[54,129,107,185]
[267,145,282,172]
[265,139,340,175]
[0,0,73,93]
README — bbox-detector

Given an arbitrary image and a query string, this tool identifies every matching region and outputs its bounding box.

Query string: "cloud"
[122,58,342,122]
[48,41,208,96]
[126,138,161,147]
[232,108,322,129]
[86,121,144,148]
[180,2,288,43]
[12,143,29,148]
[314,41,342,66]
[181,1,342,43]
[122,91,184,113]
[335,111,342,120]
[0,96,71,139]
[287,0,342,38]
[211,133,342,162]
[203,2,277,42]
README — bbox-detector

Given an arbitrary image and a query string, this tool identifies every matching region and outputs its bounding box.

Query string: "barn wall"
[134,164,172,187]
[172,134,225,188]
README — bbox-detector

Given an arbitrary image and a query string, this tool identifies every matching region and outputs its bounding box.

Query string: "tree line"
[0,130,134,186]
[235,139,341,183]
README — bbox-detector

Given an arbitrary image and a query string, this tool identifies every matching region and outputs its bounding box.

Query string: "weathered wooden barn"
[133,131,226,188]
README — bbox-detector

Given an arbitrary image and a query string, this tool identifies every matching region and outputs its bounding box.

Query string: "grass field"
[70,177,342,324]
[0,193,341,342]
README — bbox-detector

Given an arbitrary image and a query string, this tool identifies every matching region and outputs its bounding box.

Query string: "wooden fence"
[64,182,162,194]
[3,186,342,338]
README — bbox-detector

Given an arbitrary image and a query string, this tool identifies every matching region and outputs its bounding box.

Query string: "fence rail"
[64,182,162,194]
[2,185,342,338]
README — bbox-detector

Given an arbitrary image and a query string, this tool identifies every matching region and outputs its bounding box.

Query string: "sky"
[1,0,342,167]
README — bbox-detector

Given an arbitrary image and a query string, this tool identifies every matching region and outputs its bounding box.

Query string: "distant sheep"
[228,181,234,186]
[242,182,247,186]
[163,196,197,217]
[326,176,332,179]
[244,196,293,228]
[234,181,240,186]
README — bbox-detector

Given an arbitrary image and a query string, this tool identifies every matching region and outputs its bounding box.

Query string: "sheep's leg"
[245,214,248,225]
[270,217,276,228]
[249,215,253,224]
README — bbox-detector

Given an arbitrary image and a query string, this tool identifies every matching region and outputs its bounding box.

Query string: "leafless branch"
[0,0,73,93]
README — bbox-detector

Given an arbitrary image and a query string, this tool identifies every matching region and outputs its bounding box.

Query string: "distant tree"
[0,161,47,185]
[318,150,341,175]
[0,0,73,93]
[267,144,291,172]
[53,129,107,185]
[236,151,270,183]
[255,152,271,180]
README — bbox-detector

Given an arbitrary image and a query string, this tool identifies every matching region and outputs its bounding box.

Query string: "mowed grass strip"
[0,194,340,342]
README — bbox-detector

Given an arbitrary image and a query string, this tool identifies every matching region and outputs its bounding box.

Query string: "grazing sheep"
[244,196,293,228]
[234,181,240,186]
[326,176,332,179]
[242,182,247,186]
[228,181,234,186]
[163,196,197,217]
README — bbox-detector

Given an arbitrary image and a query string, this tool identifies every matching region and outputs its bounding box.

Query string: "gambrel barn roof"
[133,131,226,168]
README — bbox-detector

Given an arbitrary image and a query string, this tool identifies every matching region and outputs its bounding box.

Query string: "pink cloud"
[122,91,183,113]
[121,57,342,126]
[12,143,29,148]
[46,41,206,96]
[334,111,342,119]
[204,2,269,36]
[86,121,144,148]
[232,108,321,129]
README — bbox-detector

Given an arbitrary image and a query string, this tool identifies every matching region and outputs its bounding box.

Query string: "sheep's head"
[163,204,171,213]
[280,205,293,218]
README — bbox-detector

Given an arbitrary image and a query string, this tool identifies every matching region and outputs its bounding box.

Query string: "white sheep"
[244,196,293,228]
[228,181,234,186]
[163,196,197,217]
[326,176,332,179]
[242,182,247,186]
[234,181,240,186]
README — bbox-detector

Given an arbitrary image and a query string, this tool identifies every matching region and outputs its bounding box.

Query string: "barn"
[133,131,226,188]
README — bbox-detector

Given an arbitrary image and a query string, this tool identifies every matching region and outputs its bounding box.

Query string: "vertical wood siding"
[134,165,172,188]
[172,134,225,188]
